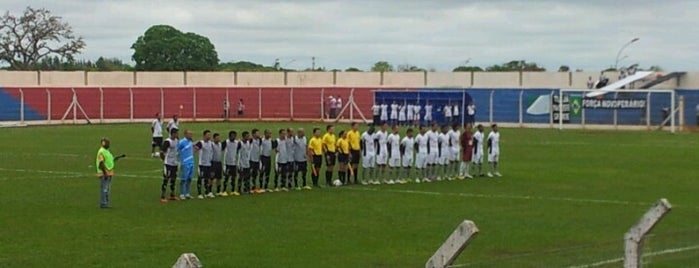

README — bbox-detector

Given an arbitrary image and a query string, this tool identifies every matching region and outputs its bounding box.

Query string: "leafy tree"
[453,66,484,72]
[370,61,393,72]
[486,60,546,72]
[95,57,133,71]
[558,65,570,72]
[345,67,361,72]
[0,7,85,70]
[131,25,219,71]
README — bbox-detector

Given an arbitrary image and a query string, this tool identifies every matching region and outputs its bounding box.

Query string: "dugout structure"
[374,89,473,126]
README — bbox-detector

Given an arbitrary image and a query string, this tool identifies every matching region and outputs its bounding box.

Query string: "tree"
[453,66,483,72]
[0,7,85,70]
[557,65,570,72]
[95,57,133,71]
[345,67,361,72]
[486,60,546,72]
[131,25,219,71]
[370,61,393,72]
[219,61,276,72]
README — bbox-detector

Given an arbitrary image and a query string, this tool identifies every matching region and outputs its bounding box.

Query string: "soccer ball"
[332,179,342,187]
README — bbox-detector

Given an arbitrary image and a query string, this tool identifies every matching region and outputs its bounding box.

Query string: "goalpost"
[557,89,676,133]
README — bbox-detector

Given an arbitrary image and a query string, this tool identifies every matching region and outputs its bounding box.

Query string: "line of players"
[371,100,461,126]
[156,122,501,202]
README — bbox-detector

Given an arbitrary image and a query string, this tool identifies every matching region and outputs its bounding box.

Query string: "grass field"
[0,122,698,267]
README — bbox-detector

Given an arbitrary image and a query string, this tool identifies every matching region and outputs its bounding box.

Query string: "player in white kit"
[424,102,433,124]
[437,125,450,180]
[406,103,414,126]
[448,123,461,178]
[425,123,439,181]
[413,103,421,126]
[390,101,399,125]
[387,125,401,184]
[380,102,389,124]
[374,123,389,184]
[398,104,407,126]
[414,125,429,182]
[360,126,376,185]
[371,103,381,125]
[452,102,460,124]
[487,124,502,177]
[400,128,415,182]
[444,103,452,124]
[471,124,485,177]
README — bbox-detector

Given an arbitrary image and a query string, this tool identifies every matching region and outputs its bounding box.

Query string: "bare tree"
[0,7,85,70]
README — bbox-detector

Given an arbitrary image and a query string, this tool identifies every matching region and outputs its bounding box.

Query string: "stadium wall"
[2,71,699,88]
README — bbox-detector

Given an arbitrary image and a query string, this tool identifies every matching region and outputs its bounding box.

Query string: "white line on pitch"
[346,187,650,207]
[564,244,699,268]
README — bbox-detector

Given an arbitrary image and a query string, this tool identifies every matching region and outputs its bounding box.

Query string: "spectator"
[237,99,245,116]
[328,95,337,119]
[466,101,476,124]
[586,76,594,89]
[223,98,230,120]
[336,96,343,119]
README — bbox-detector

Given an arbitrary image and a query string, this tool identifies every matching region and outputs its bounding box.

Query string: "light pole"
[614,37,639,70]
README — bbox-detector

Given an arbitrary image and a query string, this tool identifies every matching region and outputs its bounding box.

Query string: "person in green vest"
[96,138,124,209]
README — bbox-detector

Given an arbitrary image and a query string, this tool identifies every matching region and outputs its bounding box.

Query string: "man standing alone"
[96,138,120,208]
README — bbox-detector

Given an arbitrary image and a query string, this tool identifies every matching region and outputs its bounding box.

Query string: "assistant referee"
[346,122,361,184]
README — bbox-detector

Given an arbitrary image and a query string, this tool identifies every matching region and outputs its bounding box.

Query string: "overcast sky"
[4,0,698,71]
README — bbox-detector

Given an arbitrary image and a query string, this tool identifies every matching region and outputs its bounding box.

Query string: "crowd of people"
[371,100,477,127]
[147,114,502,202]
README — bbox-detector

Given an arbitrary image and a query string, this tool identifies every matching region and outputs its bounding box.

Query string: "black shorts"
[152,137,163,147]
[325,152,337,166]
[337,153,349,164]
[163,164,177,179]
[198,165,212,179]
[350,149,360,164]
[211,161,223,179]
[225,165,237,176]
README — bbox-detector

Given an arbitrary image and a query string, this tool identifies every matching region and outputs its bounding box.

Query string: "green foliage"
[453,66,484,72]
[558,65,570,72]
[345,67,362,72]
[486,60,546,72]
[0,122,697,267]
[370,61,393,72]
[218,61,276,72]
[131,25,219,71]
[29,56,132,71]
[397,64,426,72]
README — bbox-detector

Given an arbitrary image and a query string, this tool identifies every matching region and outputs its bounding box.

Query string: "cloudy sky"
[4,0,699,71]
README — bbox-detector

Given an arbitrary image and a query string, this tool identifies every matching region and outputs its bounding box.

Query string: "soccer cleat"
[465,174,473,179]
[160,198,168,203]
[303,185,312,190]
[494,172,502,177]
[206,193,215,198]
[436,176,442,181]
[185,194,193,199]
[387,180,395,185]
[220,192,229,197]
[259,189,267,193]
[179,194,186,200]
[361,181,368,185]
[197,195,205,199]
[415,178,421,183]
[231,191,240,196]
[423,178,431,183]
[487,172,493,177]
[274,187,281,192]
[295,187,302,191]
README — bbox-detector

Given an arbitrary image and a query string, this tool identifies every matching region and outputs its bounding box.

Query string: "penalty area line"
[564,244,699,268]
[345,187,650,207]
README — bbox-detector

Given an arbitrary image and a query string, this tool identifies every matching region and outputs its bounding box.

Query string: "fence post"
[46,88,51,123]
[193,87,197,121]
[671,90,676,133]
[613,92,618,129]
[290,87,294,121]
[548,90,554,128]
[19,88,24,123]
[129,87,134,122]
[350,88,355,122]
[160,87,164,121]
[258,88,262,120]
[489,90,494,123]
[72,88,77,124]
[99,87,104,123]
[320,88,325,121]
[518,89,524,126]
[461,89,466,127]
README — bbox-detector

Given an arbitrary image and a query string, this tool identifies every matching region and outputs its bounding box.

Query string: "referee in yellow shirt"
[322,125,337,187]
[307,128,323,188]
[346,122,361,184]
[336,131,351,185]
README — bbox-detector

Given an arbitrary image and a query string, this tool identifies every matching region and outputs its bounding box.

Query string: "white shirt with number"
[390,104,399,119]
[425,104,433,121]
[444,105,452,117]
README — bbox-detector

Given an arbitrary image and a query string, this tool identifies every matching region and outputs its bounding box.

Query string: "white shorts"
[488,150,499,162]
[437,154,448,165]
[362,153,375,168]
[450,147,460,161]
[415,153,427,169]
[427,151,438,165]
[425,114,433,121]
[407,113,414,121]
[402,155,413,167]
[472,152,483,164]
[380,114,388,121]
[389,156,401,167]
[399,114,406,121]
[415,114,421,121]
[376,152,388,165]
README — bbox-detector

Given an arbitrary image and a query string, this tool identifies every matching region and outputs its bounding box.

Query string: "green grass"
[0,122,698,267]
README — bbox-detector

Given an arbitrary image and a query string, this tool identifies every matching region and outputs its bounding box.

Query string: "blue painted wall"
[0,87,44,121]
